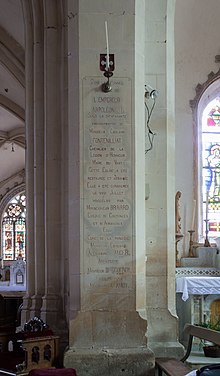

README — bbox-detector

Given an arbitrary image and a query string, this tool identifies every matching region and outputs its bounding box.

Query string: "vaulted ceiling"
[0,0,25,185]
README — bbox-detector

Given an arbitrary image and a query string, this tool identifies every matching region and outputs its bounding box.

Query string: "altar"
[176,274,220,346]
[176,276,220,301]
[0,255,26,293]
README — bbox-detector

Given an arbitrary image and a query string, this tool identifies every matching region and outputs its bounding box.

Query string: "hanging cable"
[145,87,158,154]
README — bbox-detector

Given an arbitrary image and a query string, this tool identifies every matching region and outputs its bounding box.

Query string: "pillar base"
[21,294,32,326]
[41,293,62,327]
[64,347,155,376]
[149,341,185,358]
[30,294,43,317]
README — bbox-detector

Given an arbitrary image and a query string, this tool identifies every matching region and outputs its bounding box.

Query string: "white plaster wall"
[175,0,220,253]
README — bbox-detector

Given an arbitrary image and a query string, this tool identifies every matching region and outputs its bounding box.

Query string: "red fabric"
[29,369,77,376]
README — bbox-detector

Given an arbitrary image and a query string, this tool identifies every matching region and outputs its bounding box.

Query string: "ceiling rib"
[0,95,24,121]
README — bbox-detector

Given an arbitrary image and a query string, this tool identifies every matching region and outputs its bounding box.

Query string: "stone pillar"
[144,0,184,357]
[21,1,66,332]
[64,1,154,375]
[40,0,63,326]
[30,0,45,318]
[21,0,35,325]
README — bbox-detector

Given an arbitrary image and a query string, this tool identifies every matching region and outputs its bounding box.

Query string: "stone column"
[22,1,66,331]
[40,0,63,326]
[144,0,184,358]
[29,0,45,318]
[21,0,35,325]
[22,0,47,321]
[64,1,154,375]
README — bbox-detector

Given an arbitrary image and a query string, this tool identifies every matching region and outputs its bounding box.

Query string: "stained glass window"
[202,97,220,238]
[2,193,26,260]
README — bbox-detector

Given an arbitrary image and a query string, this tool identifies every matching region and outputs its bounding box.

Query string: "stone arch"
[0,182,25,217]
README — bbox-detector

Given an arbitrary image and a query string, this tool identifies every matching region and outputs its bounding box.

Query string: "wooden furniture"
[155,323,220,376]
[0,315,60,376]
[21,335,59,373]
[0,335,59,376]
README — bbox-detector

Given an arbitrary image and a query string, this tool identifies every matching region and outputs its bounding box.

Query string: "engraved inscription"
[83,77,133,296]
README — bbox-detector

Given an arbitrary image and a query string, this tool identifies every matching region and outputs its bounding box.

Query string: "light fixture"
[100,21,115,92]
[102,68,114,93]
[145,84,159,99]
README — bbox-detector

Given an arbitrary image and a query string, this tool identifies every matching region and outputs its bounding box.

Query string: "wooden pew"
[155,324,220,376]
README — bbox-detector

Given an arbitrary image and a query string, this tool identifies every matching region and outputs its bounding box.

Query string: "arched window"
[2,192,26,261]
[202,97,220,239]
[191,72,220,242]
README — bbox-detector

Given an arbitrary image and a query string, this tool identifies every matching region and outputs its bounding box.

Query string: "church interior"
[0,0,220,375]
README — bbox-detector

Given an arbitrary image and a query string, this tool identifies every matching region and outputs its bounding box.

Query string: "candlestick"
[176,233,184,267]
[204,219,211,247]
[105,21,110,70]
[188,230,195,257]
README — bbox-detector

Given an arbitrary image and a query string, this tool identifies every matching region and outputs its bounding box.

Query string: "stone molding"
[0,94,25,122]
[0,24,25,87]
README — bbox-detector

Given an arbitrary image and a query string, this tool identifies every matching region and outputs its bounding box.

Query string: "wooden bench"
[155,323,220,376]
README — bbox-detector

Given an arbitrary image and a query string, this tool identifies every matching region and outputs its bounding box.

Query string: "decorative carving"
[190,67,220,110]
[208,71,215,80]
[195,83,203,94]
[23,317,49,334]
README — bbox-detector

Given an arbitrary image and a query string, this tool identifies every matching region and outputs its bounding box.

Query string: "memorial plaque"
[82,77,133,309]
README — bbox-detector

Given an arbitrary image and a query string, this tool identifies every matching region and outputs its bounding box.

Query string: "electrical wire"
[145,97,156,153]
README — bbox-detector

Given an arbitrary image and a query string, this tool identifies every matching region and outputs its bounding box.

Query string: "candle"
[105,21,110,70]
[191,199,196,230]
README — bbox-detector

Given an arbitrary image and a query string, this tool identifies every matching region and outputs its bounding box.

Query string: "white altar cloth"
[176,276,220,301]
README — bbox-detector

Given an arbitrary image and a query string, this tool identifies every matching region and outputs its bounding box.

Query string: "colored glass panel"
[2,223,14,260]
[205,97,220,130]
[202,98,220,238]
[2,193,26,260]
[15,219,25,259]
